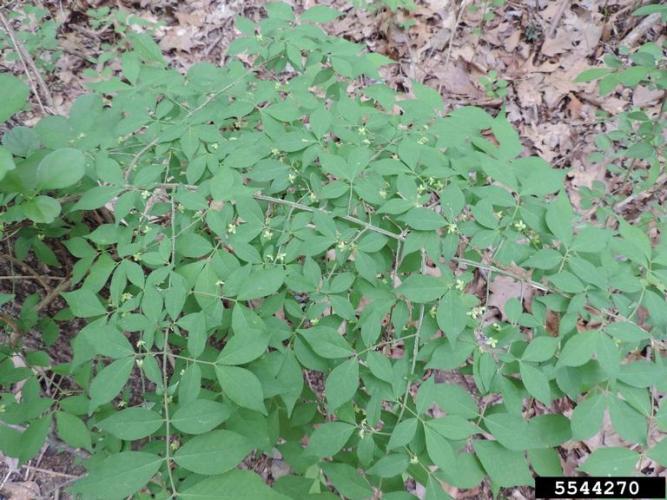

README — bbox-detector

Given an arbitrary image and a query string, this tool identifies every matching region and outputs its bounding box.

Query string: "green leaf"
[62,289,106,318]
[471,199,498,229]
[217,307,269,365]
[301,5,341,22]
[440,183,465,219]
[325,358,359,412]
[0,73,29,123]
[548,271,585,293]
[605,322,651,343]
[632,4,667,16]
[579,447,639,476]
[491,115,523,160]
[179,364,202,405]
[321,463,373,499]
[528,448,563,476]
[22,195,61,224]
[596,333,621,376]
[473,440,533,487]
[19,416,50,462]
[427,415,479,440]
[528,414,571,447]
[171,400,232,435]
[180,470,290,499]
[399,208,446,230]
[619,360,661,388]
[237,268,285,300]
[436,292,467,341]
[522,336,558,362]
[515,157,565,196]
[575,67,612,82]
[432,383,478,419]
[72,186,122,211]
[174,430,254,475]
[483,413,534,451]
[37,148,86,189]
[545,192,573,246]
[178,312,208,358]
[56,412,92,451]
[425,426,455,470]
[558,333,597,367]
[647,439,667,467]
[522,249,562,270]
[519,362,551,404]
[300,327,354,358]
[98,407,163,440]
[70,452,163,499]
[176,233,213,258]
[609,398,647,444]
[306,422,355,457]
[128,32,165,64]
[387,418,419,450]
[426,475,453,500]
[215,365,266,415]
[398,275,446,303]
[367,454,409,478]
[89,357,134,410]
[0,146,16,182]
[571,393,605,440]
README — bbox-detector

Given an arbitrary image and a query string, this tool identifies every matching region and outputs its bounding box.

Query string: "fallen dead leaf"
[1,482,41,500]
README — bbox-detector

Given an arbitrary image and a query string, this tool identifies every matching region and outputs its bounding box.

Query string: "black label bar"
[535,476,666,499]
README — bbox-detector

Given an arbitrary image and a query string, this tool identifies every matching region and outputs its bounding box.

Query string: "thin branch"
[0,275,66,281]
[0,11,55,113]
[21,465,79,479]
[0,254,51,291]
[397,250,427,422]
[621,12,662,48]
[158,184,556,293]
[36,277,70,312]
[443,0,469,74]
[614,172,667,212]
[253,193,404,241]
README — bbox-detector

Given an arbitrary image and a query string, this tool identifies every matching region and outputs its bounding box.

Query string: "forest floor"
[0,0,665,498]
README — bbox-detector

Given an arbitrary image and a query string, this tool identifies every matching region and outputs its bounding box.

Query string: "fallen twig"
[614,172,667,212]
[547,0,570,38]
[621,12,662,48]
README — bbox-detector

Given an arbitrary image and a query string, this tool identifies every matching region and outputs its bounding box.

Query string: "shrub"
[575,5,666,222]
[1,3,666,498]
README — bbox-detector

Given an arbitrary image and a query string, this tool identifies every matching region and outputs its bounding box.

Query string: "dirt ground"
[0,0,665,498]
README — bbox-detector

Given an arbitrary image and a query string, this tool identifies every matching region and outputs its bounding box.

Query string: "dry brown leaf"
[160,27,198,52]
[542,9,602,58]
[436,60,485,99]
[524,122,573,163]
[488,275,528,319]
[0,482,41,500]
[515,76,544,108]
[633,86,665,107]
[569,156,608,209]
